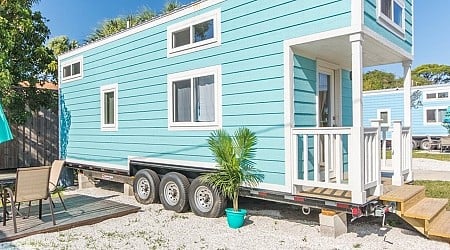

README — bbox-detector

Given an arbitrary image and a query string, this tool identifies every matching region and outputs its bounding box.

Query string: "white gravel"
[0,184,449,250]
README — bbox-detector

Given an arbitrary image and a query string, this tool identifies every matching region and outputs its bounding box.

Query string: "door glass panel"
[318,73,331,127]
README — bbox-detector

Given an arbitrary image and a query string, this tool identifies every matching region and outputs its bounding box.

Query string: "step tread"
[428,211,450,238]
[379,185,424,202]
[404,198,448,220]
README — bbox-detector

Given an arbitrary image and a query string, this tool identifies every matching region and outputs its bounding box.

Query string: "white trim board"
[65,158,128,172]
[128,156,217,169]
[58,0,224,60]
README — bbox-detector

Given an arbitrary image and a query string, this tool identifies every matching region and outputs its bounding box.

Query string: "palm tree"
[163,0,181,14]
[201,128,264,211]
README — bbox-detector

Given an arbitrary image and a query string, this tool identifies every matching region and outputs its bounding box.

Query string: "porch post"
[370,119,383,196]
[349,33,366,204]
[392,120,403,186]
[403,61,413,182]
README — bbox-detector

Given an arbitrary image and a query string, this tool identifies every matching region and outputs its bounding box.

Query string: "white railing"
[380,126,390,170]
[391,121,413,185]
[364,120,383,196]
[292,127,352,191]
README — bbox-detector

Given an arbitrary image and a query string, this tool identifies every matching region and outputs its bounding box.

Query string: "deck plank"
[404,198,448,220]
[428,211,450,238]
[379,185,425,202]
[0,194,140,242]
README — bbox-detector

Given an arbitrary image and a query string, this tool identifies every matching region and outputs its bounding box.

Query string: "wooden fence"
[0,109,58,169]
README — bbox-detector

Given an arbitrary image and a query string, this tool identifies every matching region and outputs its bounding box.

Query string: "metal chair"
[5,166,56,233]
[49,160,67,210]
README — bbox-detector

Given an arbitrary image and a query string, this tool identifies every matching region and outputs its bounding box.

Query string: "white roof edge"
[58,0,224,61]
[363,83,450,95]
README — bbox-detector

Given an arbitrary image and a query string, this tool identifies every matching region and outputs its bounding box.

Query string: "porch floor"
[0,194,140,242]
[296,177,396,204]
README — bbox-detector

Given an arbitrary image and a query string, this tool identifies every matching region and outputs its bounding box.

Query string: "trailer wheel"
[133,169,160,204]
[159,172,190,213]
[420,138,432,150]
[188,177,226,218]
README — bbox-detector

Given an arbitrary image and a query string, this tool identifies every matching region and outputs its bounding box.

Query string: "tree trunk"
[233,191,239,211]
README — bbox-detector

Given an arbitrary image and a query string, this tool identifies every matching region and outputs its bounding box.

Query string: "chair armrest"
[4,187,15,205]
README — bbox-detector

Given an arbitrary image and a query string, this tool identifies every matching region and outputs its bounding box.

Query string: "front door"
[317,67,340,179]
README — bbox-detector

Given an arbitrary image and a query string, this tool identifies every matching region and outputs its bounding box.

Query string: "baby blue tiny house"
[59,0,414,214]
[363,84,450,149]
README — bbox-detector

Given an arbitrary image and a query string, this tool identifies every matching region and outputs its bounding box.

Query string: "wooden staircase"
[380,185,450,242]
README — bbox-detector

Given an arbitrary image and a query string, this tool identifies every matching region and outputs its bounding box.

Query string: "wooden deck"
[0,194,140,242]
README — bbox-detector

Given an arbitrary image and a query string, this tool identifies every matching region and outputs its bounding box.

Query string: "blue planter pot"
[225,208,247,229]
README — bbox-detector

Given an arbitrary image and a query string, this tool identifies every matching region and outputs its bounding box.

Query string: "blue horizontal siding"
[60,0,352,186]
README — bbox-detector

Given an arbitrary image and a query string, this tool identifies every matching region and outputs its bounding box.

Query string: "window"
[377,109,391,126]
[100,84,118,131]
[377,0,405,36]
[425,108,447,124]
[61,56,83,82]
[425,91,449,100]
[167,9,221,57]
[168,65,222,130]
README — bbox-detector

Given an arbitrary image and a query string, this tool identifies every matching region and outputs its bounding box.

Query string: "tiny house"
[363,84,450,149]
[59,0,415,217]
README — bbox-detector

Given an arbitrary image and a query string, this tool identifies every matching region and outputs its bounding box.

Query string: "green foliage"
[201,128,264,211]
[363,70,402,91]
[412,64,450,85]
[163,1,181,14]
[47,35,78,78]
[0,0,57,124]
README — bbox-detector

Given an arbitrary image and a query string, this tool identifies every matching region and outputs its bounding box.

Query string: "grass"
[413,180,450,210]
[384,150,450,161]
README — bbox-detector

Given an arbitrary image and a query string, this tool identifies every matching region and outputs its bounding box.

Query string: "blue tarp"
[0,102,13,144]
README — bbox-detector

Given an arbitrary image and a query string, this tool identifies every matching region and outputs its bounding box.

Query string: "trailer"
[56,0,450,240]
[363,84,450,150]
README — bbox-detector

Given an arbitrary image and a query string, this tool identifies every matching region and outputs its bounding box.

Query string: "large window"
[61,56,83,82]
[167,9,221,57]
[377,109,391,126]
[425,107,447,125]
[168,66,222,130]
[100,84,118,131]
[377,0,405,36]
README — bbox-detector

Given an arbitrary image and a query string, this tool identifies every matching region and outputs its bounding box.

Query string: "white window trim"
[377,108,391,127]
[100,83,119,131]
[376,0,406,38]
[424,90,449,100]
[167,65,222,131]
[61,56,83,83]
[423,106,447,126]
[167,9,221,57]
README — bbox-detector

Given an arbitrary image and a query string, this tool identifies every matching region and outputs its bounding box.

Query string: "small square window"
[101,84,118,131]
[426,110,436,123]
[61,56,83,82]
[377,109,390,126]
[172,28,191,48]
[438,92,448,98]
[193,20,214,43]
[377,0,405,37]
[425,108,447,125]
[426,93,437,99]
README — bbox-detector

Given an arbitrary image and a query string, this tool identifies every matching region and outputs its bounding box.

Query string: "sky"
[34,0,449,76]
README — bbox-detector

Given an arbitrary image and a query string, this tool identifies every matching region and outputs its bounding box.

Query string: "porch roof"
[291,32,413,70]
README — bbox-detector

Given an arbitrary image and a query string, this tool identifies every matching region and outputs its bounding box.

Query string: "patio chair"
[49,160,67,210]
[4,166,56,233]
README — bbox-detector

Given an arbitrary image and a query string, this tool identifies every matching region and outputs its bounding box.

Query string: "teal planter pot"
[225,208,247,229]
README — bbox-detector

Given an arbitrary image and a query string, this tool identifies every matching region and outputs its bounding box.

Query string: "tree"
[363,70,402,91]
[47,35,78,78]
[0,0,56,124]
[412,64,450,85]
[162,1,181,14]
[86,7,157,43]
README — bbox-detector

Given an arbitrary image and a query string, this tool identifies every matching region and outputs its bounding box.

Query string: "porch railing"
[391,121,413,185]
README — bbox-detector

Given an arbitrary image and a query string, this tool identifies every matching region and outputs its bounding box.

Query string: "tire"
[159,172,190,213]
[420,138,432,150]
[188,177,226,218]
[133,169,160,204]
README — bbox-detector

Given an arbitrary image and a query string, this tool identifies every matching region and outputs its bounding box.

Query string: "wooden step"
[428,211,450,239]
[404,198,448,220]
[379,185,424,202]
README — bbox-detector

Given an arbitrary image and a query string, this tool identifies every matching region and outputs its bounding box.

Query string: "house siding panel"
[60,0,351,185]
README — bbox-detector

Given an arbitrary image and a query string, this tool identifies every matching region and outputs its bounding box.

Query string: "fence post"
[392,121,403,186]
[370,119,383,196]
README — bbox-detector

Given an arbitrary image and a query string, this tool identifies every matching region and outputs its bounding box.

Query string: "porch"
[0,194,140,242]
[284,29,414,204]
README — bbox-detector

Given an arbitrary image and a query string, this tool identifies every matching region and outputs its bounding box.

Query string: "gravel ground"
[0,182,448,250]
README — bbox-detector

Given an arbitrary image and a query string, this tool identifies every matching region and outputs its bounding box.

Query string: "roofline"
[58,0,224,60]
[363,83,450,95]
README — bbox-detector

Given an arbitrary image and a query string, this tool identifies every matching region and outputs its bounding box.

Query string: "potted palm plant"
[201,127,264,229]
